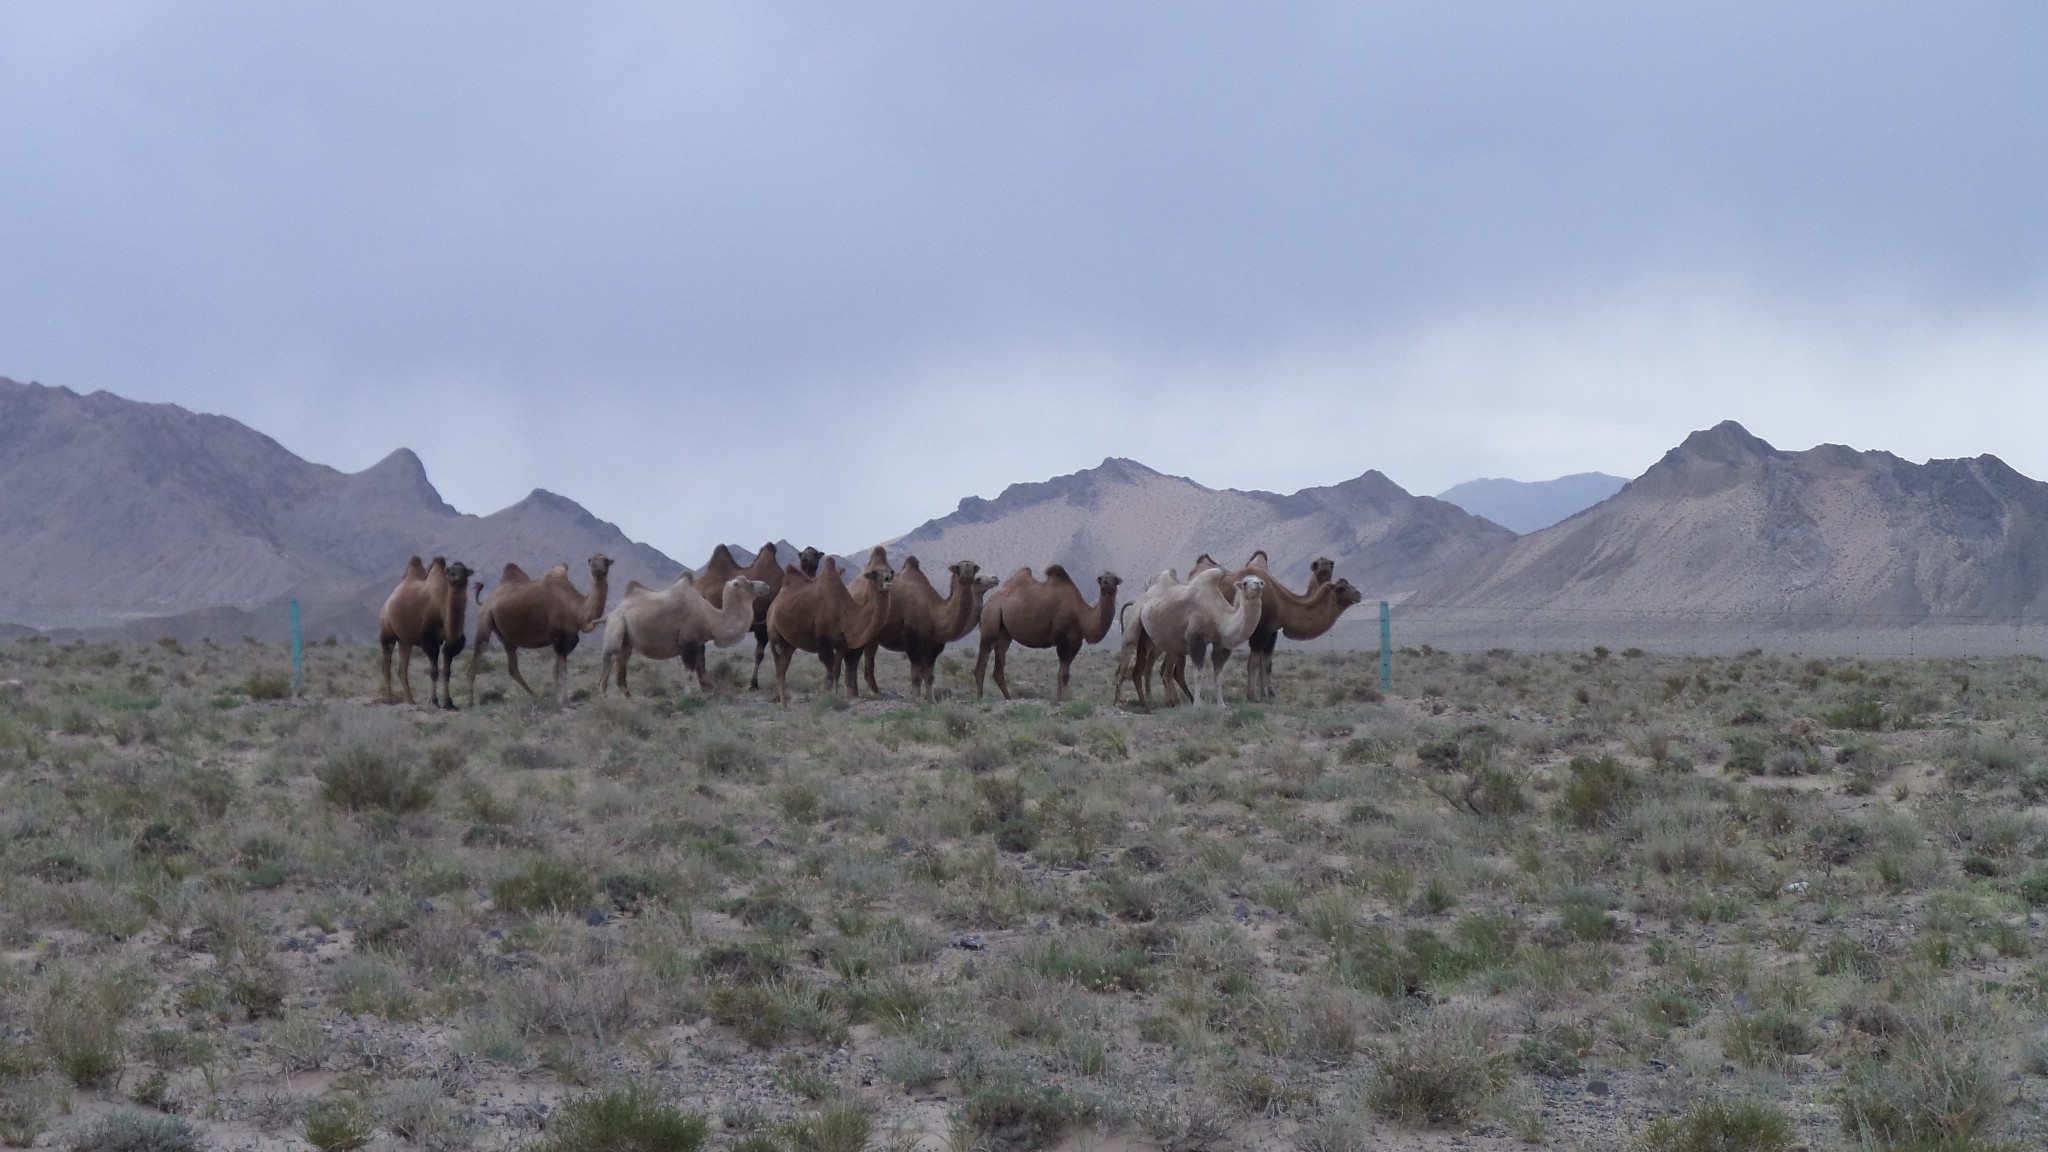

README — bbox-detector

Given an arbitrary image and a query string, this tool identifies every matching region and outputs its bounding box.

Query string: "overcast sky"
[2,3,2043,557]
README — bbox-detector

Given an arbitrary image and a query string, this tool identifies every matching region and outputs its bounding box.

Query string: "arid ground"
[3,637,2047,1151]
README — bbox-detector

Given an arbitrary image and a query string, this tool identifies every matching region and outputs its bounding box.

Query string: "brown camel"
[692,543,790,690]
[1192,552,1357,700]
[974,566,1122,702]
[379,556,477,709]
[852,553,987,700]
[764,556,894,706]
[466,554,612,705]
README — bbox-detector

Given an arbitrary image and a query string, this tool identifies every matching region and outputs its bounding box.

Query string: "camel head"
[747,580,771,597]
[948,559,980,584]
[974,574,1000,593]
[798,546,825,576]
[1309,557,1336,585]
[1236,575,1267,601]
[863,568,895,594]
[1332,578,1364,606]
[1096,572,1122,595]
[444,561,473,587]
[587,554,614,579]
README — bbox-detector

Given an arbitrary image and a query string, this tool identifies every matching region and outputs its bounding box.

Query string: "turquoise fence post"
[1378,601,1391,694]
[289,600,303,698]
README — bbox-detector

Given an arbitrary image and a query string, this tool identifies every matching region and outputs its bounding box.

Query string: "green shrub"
[2017,871,2048,907]
[491,856,594,915]
[1838,1014,1998,1150]
[1636,1100,1793,1152]
[1026,939,1151,992]
[315,744,434,813]
[244,670,292,700]
[534,1086,707,1152]
[303,1097,374,1151]
[69,1111,202,1152]
[38,1006,123,1089]
[1366,1012,1505,1126]
[1557,753,1636,827]
[777,1103,872,1152]
[952,1081,1078,1152]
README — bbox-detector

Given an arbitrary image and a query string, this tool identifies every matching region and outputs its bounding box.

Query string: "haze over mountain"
[881,458,1515,597]
[1437,473,1628,534]
[0,378,680,637]
[1405,421,2048,650]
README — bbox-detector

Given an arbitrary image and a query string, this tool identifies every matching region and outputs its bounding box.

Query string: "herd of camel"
[376,543,1365,712]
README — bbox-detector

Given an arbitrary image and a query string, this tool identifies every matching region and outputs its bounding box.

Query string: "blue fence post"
[1378,601,1391,694]
[289,600,303,698]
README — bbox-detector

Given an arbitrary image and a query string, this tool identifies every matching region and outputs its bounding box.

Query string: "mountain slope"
[1408,421,2048,644]
[1437,472,1628,534]
[882,458,1515,595]
[0,378,680,634]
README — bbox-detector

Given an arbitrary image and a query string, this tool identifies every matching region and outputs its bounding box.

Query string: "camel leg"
[552,641,573,704]
[861,646,880,697]
[991,634,1014,700]
[395,643,418,706]
[1055,640,1081,703]
[1133,634,1156,710]
[1211,645,1234,706]
[750,624,769,690]
[973,636,995,699]
[771,638,795,707]
[380,638,398,704]
[1187,639,1211,706]
[616,650,632,698]
[841,646,863,700]
[502,645,538,698]
[423,642,441,708]
[1167,653,1194,706]
[465,620,492,706]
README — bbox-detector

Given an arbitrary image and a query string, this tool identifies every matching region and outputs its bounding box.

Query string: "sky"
[2,2,2044,558]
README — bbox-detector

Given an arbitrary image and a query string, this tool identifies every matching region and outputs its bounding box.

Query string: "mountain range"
[1436,473,1628,534]
[7,376,2048,651]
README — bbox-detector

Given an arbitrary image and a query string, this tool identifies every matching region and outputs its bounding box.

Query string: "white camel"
[599,572,770,697]
[1114,568,1181,707]
[1139,567,1266,707]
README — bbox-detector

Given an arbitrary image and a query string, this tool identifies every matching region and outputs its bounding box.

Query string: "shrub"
[1557,753,1636,828]
[244,670,292,700]
[1837,1011,1998,1150]
[68,1112,202,1152]
[38,1004,123,1089]
[1366,1012,1505,1126]
[491,856,594,915]
[952,1081,1078,1152]
[534,1086,707,1152]
[777,1103,872,1152]
[315,743,434,813]
[0,1083,48,1149]
[1636,1100,1793,1152]
[303,1097,375,1151]
[696,734,764,777]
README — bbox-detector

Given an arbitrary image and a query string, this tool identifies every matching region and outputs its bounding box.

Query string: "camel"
[764,556,894,706]
[600,572,770,697]
[1112,568,1182,708]
[379,556,477,709]
[974,566,1122,702]
[851,552,989,700]
[1192,552,1357,700]
[1139,566,1266,707]
[466,554,612,705]
[690,543,790,690]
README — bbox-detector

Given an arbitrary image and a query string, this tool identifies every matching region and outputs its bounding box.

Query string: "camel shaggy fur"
[600,573,769,697]
[691,543,789,690]
[1113,568,1181,708]
[765,557,894,706]
[379,556,476,709]
[852,553,988,700]
[1139,567,1266,706]
[974,566,1122,702]
[466,554,612,705]
[1192,552,1356,700]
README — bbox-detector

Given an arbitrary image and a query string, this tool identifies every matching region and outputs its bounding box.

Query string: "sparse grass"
[1,637,2045,1148]
[533,1085,708,1152]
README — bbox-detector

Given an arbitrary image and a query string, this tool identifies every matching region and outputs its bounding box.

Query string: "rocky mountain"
[1406,420,2048,649]
[880,457,1516,596]
[0,378,680,638]
[1437,472,1627,534]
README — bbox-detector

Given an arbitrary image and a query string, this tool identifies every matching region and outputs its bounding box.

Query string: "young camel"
[466,554,612,705]
[600,573,770,697]
[1139,567,1266,707]
[852,554,988,700]
[379,556,477,709]
[691,543,786,690]
[1192,552,1353,700]
[765,557,894,706]
[974,566,1122,703]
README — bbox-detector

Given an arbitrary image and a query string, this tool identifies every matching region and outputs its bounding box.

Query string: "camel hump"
[401,555,429,580]
[500,562,533,585]
[901,555,923,571]
[1192,553,1221,571]
[1006,566,1037,584]
[1245,550,1271,568]
[543,562,572,580]
[1043,564,1077,586]
[624,580,652,596]
[709,544,737,565]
